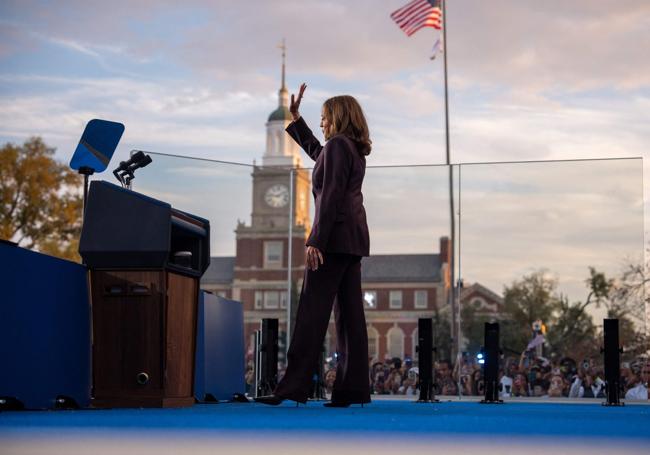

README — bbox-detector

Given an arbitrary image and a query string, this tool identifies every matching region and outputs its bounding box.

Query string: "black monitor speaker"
[602,318,623,406]
[416,318,437,402]
[481,322,502,404]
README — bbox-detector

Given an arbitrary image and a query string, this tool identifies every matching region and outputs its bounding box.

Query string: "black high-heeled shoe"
[254,395,307,406]
[254,395,284,406]
[323,401,365,408]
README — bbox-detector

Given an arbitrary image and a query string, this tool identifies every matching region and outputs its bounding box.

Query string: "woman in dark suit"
[256,83,372,407]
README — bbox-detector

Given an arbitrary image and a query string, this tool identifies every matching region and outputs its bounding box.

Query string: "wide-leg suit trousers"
[274,252,371,403]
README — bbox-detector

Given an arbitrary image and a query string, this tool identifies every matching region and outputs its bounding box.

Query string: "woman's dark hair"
[322,95,372,156]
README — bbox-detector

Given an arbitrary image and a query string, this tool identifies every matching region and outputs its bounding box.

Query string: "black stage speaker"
[416,318,437,402]
[257,319,279,397]
[481,322,502,403]
[602,318,624,406]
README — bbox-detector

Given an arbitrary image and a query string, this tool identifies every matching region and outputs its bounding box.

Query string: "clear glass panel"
[457,158,645,401]
[126,155,255,260]
[350,164,455,398]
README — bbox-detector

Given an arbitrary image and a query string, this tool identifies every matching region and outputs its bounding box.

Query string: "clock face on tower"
[264,184,289,208]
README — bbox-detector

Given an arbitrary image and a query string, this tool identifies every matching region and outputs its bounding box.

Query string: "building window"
[280,291,288,309]
[363,290,377,309]
[254,291,263,309]
[387,326,405,359]
[414,290,428,309]
[264,291,279,309]
[264,241,283,268]
[367,326,379,361]
[389,290,403,309]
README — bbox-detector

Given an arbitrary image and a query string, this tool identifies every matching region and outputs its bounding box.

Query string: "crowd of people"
[332,353,650,399]
[245,352,649,400]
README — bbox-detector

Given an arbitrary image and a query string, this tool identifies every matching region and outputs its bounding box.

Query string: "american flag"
[390,0,442,37]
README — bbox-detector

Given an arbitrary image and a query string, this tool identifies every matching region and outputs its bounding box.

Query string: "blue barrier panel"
[195,291,245,401]
[0,241,91,409]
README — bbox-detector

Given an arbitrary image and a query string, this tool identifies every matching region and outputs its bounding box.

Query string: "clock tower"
[233,42,312,351]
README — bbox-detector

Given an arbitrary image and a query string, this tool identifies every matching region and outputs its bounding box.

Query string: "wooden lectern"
[80,181,210,408]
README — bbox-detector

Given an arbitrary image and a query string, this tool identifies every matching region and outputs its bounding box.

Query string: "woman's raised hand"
[290,83,307,121]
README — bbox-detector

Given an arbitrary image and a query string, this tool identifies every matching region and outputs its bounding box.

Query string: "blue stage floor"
[2,398,649,454]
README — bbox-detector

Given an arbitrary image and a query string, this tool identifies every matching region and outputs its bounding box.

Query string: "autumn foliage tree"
[0,137,82,261]
[461,267,648,361]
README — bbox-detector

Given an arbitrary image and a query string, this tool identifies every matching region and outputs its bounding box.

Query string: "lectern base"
[91,270,198,410]
[91,396,195,409]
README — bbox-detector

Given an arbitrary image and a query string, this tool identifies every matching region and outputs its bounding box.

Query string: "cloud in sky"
[0,0,648,307]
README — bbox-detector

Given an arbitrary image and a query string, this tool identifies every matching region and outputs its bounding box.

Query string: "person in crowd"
[625,361,649,400]
[434,359,454,395]
[324,368,337,396]
[436,359,453,382]
[370,362,384,395]
[512,373,529,397]
[528,365,549,397]
[454,353,477,396]
[569,368,605,398]
[470,368,483,396]
[384,369,403,394]
[440,378,458,396]
[620,362,632,391]
[245,367,255,396]
[399,367,419,395]
[399,358,411,384]
[499,368,513,399]
[547,374,566,398]
[459,373,472,396]
[371,363,388,395]
[505,357,519,378]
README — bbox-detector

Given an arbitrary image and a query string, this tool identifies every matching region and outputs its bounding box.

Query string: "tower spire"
[279,38,286,90]
[277,38,288,107]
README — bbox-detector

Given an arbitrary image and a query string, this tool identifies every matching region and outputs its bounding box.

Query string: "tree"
[497,266,648,361]
[544,268,608,360]
[549,266,649,361]
[546,294,599,361]
[460,300,493,354]
[0,137,82,261]
[433,305,452,361]
[596,263,649,360]
[500,270,560,353]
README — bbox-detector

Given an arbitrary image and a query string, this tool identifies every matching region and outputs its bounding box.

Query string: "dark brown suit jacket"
[286,117,370,257]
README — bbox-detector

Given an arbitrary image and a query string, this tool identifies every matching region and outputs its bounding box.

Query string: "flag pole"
[440,0,459,367]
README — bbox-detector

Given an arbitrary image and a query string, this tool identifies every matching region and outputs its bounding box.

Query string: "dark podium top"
[79,180,210,277]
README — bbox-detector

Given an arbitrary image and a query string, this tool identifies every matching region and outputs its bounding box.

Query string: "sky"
[1,0,648,323]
